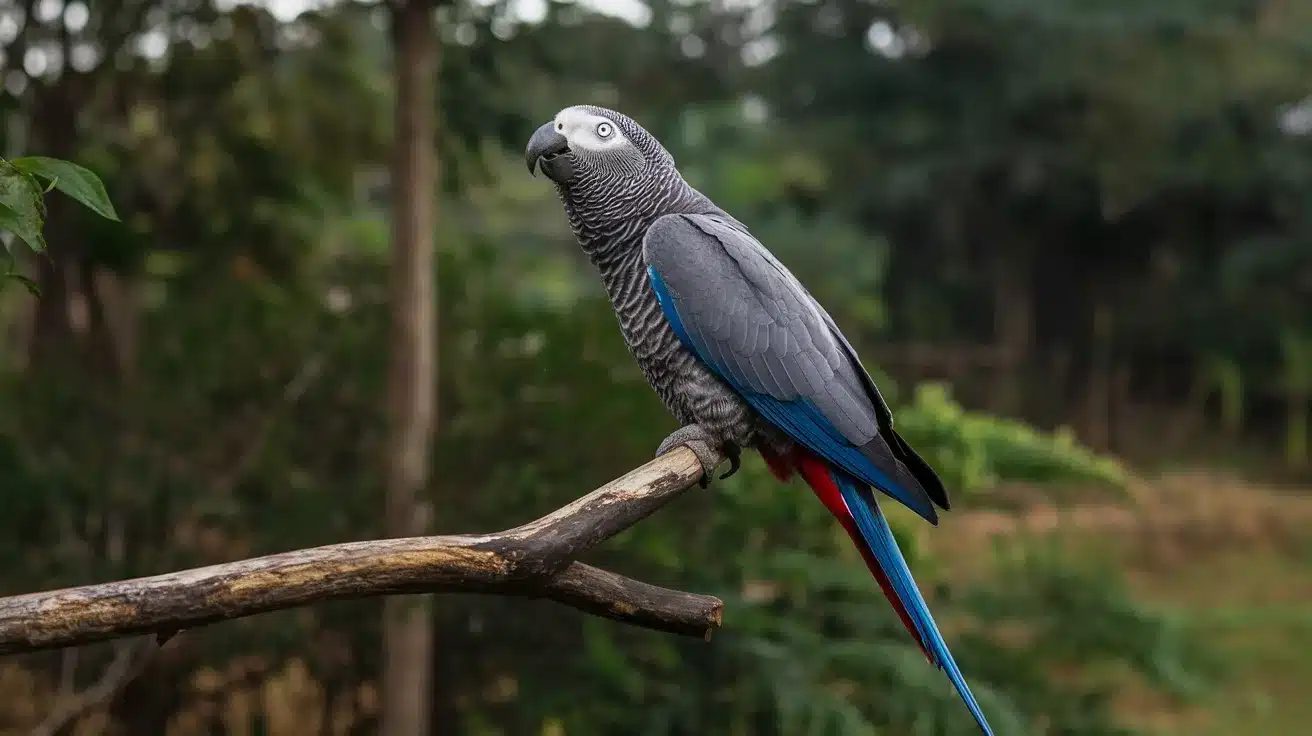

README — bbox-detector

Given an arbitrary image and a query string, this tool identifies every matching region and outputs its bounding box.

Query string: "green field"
[938,473,1312,735]
[1147,546,1312,735]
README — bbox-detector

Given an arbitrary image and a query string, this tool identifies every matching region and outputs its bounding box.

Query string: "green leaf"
[0,164,48,253]
[9,156,119,221]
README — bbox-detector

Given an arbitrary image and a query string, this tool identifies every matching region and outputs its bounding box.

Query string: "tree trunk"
[27,84,80,367]
[381,2,438,735]
[1083,298,1114,451]
[988,246,1033,417]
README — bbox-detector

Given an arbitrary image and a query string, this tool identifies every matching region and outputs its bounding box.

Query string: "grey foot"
[655,425,741,488]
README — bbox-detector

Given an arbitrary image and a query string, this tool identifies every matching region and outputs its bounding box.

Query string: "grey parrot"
[525,104,994,735]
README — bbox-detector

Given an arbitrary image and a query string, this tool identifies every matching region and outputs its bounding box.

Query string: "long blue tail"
[833,470,995,735]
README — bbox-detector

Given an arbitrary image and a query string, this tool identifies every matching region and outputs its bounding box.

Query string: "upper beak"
[525,122,569,176]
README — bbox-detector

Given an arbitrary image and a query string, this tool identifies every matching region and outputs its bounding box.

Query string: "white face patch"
[554,106,632,154]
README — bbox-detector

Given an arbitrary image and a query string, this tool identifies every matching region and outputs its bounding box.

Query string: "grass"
[934,470,1312,735]
[1142,547,1312,736]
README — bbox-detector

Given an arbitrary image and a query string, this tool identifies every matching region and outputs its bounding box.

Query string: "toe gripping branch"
[655,424,739,488]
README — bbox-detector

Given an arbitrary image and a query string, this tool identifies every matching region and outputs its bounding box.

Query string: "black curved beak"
[525,122,570,179]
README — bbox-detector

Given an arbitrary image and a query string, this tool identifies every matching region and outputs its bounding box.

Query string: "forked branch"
[29,635,159,736]
[0,447,724,656]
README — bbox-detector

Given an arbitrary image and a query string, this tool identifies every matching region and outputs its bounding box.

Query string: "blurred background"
[1,0,1310,734]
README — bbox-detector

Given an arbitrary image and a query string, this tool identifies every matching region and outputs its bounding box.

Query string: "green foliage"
[8,157,119,222]
[0,160,48,255]
[0,155,117,290]
[1279,331,1312,468]
[961,545,1213,731]
[897,383,1129,496]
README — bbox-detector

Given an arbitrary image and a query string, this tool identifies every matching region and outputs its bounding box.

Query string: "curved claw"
[718,449,741,480]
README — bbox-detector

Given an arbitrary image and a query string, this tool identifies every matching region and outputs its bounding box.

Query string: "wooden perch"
[0,447,724,656]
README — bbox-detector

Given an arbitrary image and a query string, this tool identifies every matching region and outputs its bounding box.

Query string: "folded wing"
[642,213,948,523]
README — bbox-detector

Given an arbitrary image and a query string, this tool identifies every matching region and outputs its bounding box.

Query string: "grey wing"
[642,212,948,515]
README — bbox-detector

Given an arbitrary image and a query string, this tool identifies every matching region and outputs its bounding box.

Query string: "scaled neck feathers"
[558,171,724,265]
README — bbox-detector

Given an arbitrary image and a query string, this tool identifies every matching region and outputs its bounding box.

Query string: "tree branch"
[0,447,725,655]
[28,636,160,736]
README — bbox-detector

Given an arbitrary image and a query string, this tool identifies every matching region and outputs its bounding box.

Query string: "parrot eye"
[596,122,614,138]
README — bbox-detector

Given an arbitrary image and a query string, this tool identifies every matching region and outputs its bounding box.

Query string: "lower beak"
[525,122,569,176]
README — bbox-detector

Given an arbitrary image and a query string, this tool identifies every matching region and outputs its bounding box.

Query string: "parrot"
[526,105,994,735]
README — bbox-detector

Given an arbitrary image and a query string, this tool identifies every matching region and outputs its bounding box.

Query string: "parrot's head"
[525,105,675,197]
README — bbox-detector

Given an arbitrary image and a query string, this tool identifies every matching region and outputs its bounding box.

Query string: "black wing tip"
[922,503,941,526]
[887,429,952,511]
[857,435,945,522]
[851,471,939,526]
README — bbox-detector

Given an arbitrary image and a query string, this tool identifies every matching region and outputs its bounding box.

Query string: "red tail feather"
[759,448,795,482]
[782,449,931,662]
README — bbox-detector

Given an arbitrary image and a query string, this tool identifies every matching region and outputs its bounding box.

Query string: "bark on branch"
[0,448,724,656]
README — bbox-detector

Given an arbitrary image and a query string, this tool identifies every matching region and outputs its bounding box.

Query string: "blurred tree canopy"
[0,0,1304,733]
